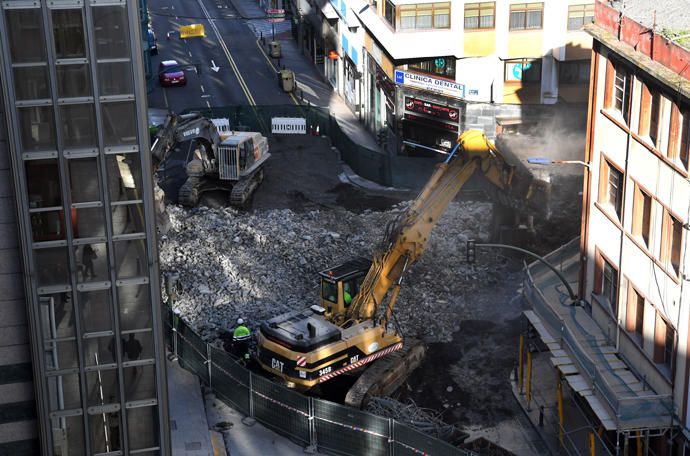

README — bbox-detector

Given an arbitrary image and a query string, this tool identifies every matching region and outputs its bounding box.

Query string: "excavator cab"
[318,258,371,322]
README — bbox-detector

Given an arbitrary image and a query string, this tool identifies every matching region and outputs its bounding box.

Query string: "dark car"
[148,28,158,55]
[158,60,186,87]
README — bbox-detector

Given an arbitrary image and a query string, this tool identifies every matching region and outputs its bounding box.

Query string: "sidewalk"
[227,0,381,152]
[168,357,322,456]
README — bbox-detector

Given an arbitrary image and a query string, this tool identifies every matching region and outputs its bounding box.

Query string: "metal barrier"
[181,105,392,186]
[163,303,473,455]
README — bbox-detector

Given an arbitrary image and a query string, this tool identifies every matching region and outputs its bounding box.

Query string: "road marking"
[162,87,170,110]
[188,51,192,57]
[206,100,211,108]
[255,39,299,105]
[200,84,205,92]
[210,59,220,72]
[196,0,255,105]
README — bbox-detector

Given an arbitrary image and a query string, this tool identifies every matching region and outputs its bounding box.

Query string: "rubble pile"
[365,397,462,441]
[159,201,509,344]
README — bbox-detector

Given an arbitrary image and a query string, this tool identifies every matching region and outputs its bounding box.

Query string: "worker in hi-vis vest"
[233,318,251,361]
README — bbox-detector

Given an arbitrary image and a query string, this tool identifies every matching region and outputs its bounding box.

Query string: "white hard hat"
[237,318,244,325]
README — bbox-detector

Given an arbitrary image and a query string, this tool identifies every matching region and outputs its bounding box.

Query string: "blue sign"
[395,71,404,84]
[511,62,532,81]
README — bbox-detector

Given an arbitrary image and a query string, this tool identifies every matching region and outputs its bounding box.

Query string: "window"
[384,0,396,27]
[649,90,661,146]
[98,61,133,96]
[504,59,542,83]
[559,60,590,85]
[626,286,644,344]
[56,64,92,98]
[654,314,675,369]
[595,252,618,313]
[681,109,690,169]
[60,104,97,149]
[464,2,494,30]
[52,9,85,59]
[18,106,56,152]
[603,260,618,314]
[599,159,623,219]
[509,3,543,30]
[101,102,137,146]
[408,56,456,79]
[6,9,47,63]
[92,5,130,59]
[660,210,682,276]
[605,60,630,120]
[638,83,664,145]
[632,185,652,247]
[399,3,450,30]
[668,104,690,169]
[567,4,594,30]
[14,66,50,100]
[322,280,338,303]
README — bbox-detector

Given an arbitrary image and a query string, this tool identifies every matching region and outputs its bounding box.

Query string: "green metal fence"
[163,303,473,456]
[181,105,392,186]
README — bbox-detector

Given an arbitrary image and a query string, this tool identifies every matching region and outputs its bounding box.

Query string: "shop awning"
[321,3,338,21]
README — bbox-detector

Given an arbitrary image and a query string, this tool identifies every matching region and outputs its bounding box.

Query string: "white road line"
[196,0,255,105]
[162,87,170,110]
[206,100,211,108]
[200,84,205,92]
[188,51,192,57]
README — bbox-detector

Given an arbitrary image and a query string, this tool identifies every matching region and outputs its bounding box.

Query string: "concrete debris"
[159,201,509,346]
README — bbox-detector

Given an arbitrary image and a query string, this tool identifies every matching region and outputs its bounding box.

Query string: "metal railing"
[163,304,475,456]
[523,238,674,430]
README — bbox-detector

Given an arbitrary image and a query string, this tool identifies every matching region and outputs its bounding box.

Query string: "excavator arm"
[151,112,221,167]
[347,130,522,324]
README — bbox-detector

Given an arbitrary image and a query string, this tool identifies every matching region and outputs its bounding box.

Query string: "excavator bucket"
[179,24,205,39]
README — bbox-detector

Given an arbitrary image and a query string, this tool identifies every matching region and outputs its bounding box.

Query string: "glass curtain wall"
[0,1,168,455]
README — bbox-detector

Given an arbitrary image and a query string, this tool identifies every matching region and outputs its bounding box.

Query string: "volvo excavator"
[255,130,535,408]
[151,112,270,207]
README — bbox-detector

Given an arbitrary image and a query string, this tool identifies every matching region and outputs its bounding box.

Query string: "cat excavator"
[256,130,535,407]
[151,112,270,207]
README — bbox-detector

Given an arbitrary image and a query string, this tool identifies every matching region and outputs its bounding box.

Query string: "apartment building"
[0,1,171,454]
[286,0,593,154]
[521,1,690,454]
[581,0,690,451]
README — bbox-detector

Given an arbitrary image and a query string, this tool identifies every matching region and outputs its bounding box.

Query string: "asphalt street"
[147,0,294,112]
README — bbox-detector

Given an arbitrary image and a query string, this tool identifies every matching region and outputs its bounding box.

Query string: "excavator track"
[230,168,264,208]
[178,178,200,207]
[344,339,426,409]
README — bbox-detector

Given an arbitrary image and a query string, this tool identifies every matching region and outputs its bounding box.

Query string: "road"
[147,0,295,112]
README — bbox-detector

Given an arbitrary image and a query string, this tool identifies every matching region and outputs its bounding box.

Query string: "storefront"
[325,47,338,88]
[401,96,460,156]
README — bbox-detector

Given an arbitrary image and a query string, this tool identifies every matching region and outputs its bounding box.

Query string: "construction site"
[155,109,588,455]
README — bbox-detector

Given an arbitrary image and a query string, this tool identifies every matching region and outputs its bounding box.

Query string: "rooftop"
[608,0,690,49]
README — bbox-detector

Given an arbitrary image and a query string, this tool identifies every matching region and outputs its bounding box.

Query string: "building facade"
[579,0,690,451]
[0,1,170,454]
[521,1,690,454]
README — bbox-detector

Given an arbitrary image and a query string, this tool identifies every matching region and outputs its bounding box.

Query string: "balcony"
[522,238,673,431]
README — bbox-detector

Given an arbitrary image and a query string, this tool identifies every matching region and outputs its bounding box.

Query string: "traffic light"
[466,240,476,264]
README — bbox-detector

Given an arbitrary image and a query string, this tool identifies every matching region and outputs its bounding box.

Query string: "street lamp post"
[466,240,582,306]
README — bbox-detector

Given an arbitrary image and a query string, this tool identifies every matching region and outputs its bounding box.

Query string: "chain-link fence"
[163,303,474,456]
[182,105,392,186]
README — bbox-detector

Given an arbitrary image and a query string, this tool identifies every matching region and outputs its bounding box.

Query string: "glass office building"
[0,1,170,454]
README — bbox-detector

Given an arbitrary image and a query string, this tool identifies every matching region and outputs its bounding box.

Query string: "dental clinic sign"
[395,70,465,99]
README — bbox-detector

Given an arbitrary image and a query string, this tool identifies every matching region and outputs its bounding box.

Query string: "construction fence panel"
[181,105,391,186]
[176,320,210,385]
[313,398,389,456]
[210,346,251,416]
[161,304,173,350]
[393,421,466,456]
[250,373,311,446]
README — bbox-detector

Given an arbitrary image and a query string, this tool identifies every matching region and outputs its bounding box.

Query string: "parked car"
[148,28,158,55]
[158,60,186,87]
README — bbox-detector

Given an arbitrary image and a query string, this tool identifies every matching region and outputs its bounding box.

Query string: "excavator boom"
[348,130,520,323]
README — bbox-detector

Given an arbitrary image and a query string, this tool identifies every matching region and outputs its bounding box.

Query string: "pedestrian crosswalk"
[245,18,291,40]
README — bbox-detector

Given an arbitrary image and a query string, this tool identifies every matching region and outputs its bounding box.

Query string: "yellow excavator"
[256,130,533,407]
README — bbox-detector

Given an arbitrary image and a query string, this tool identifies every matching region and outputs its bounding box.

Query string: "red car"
[159,60,186,86]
